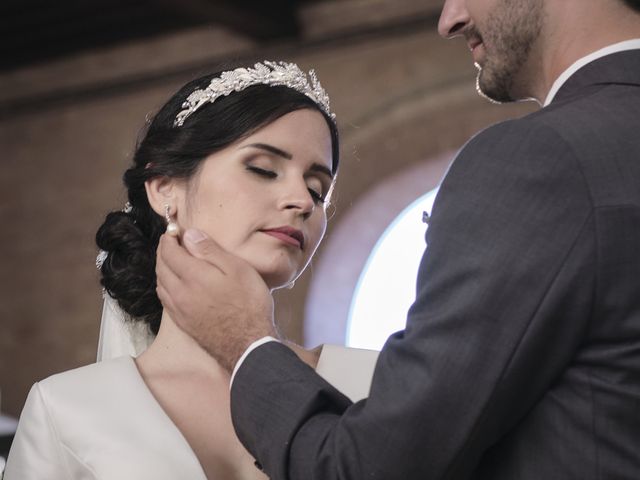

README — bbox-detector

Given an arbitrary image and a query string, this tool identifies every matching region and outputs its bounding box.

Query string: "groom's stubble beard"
[473,0,545,103]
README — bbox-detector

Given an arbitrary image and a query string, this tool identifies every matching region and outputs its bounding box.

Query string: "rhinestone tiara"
[174,61,335,127]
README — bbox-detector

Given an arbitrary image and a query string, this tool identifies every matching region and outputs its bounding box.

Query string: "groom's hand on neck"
[156,229,276,373]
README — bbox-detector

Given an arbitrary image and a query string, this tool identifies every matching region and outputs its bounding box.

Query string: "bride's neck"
[137,310,228,380]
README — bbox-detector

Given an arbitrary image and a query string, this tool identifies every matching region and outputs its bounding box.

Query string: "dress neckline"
[118,355,210,479]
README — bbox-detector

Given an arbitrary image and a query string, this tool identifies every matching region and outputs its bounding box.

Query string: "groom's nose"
[438,0,471,39]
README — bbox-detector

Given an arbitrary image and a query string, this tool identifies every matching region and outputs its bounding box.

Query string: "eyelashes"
[307,188,326,204]
[246,165,327,204]
[247,165,277,179]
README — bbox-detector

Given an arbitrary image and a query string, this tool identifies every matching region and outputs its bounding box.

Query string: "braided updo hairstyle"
[96,68,340,335]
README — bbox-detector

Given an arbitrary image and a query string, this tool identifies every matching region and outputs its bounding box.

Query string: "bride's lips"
[261,226,305,250]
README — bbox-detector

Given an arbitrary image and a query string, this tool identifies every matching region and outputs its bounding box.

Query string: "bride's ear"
[144,176,181,217]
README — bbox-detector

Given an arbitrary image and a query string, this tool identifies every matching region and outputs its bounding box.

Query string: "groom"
[158,0,640,478]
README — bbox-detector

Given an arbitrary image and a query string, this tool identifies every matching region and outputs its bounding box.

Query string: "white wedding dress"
[5,356,210,479]
[4,297,378,480]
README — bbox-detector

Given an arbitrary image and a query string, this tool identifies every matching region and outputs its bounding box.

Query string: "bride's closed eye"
[246,165,277,178]
[246,160,327,205]
[307,187,326,204]
[247,164,327,205]
[305,177,328,205]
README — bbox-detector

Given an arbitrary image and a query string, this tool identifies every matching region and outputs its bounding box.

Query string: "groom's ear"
[144,176,183,217]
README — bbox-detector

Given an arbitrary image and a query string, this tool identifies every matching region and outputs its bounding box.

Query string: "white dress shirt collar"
[544,39,640,106]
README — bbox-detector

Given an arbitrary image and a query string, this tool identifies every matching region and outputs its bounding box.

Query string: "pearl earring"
[164,204,180,237]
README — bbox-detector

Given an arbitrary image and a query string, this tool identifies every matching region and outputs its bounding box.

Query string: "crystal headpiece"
[174,61,335,127]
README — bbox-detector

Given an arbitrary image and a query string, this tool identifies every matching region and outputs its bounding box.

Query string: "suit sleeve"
[231,118,595,480]
[4,384,71,479]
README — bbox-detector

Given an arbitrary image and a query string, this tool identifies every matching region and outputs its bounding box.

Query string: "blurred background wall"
[0,0,534,420]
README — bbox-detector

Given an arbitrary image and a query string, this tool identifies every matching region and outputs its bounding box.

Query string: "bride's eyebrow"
[309,163,334,181]
[241,143,292,159]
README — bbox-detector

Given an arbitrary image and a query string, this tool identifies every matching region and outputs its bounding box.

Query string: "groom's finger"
[156,237,196,315]
[156,281,178,316]
[156,244,183,299]
[157,234,191,281]
[156,234,183,279]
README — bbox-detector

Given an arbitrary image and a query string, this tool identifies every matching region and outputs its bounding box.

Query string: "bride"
[4,61,341,479]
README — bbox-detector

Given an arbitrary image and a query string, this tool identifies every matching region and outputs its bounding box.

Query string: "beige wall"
[0,4,535,417]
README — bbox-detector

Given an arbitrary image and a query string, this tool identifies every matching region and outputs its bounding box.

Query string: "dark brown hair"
[96,69,339,334]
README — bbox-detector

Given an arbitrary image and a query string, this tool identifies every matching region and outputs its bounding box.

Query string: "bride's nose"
[278,179,315,218]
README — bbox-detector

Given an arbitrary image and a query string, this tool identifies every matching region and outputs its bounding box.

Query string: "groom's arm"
[225,118,596,479]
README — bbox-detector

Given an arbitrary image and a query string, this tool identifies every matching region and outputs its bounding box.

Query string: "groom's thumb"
[184,228,208,246]
[183,228,226,263]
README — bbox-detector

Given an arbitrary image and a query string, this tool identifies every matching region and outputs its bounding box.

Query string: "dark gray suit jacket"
[231,50,640,480]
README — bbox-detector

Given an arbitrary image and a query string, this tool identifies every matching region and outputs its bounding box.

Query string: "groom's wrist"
[230,336,280,385]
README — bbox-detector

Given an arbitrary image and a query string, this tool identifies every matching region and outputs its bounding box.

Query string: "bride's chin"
[261,270,299,291]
